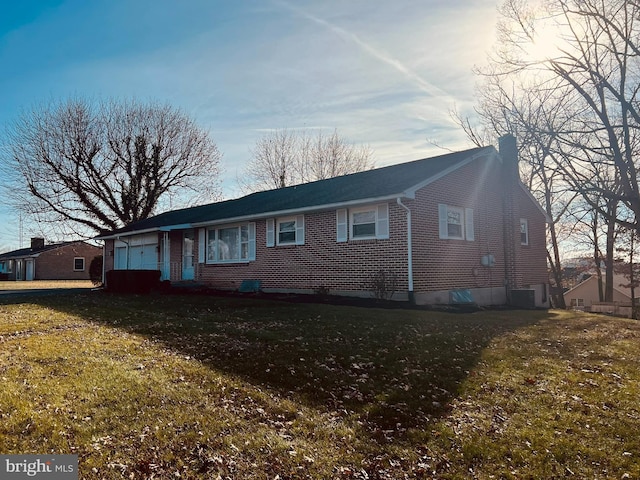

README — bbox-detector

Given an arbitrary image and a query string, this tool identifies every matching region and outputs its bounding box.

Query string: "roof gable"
[563,274,635,300]
[98,145,495,238]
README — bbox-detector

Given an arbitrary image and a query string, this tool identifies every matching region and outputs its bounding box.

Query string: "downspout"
[116,236,131,269]
[101,242,106,287]
[397,198,414,304]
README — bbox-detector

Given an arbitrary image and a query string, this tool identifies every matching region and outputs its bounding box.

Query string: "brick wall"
[196,205,409,296]
[410,155,507,294]
[36,242,102,280]
[512,187,549,287]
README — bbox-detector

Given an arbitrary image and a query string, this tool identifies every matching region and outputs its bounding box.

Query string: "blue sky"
[0,0,499,250]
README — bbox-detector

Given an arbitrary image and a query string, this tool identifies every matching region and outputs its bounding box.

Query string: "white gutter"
[396,197,414,301]
[96,227,162,241]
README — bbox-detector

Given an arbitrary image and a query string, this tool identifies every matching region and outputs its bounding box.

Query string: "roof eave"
[403,147,497,197]
[191,193,413,227]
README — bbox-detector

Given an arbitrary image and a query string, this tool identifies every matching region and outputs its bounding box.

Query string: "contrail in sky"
[275,0,453,100]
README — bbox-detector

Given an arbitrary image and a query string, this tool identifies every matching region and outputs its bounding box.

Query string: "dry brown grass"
[0,292,639,479]
[0,280,93,290]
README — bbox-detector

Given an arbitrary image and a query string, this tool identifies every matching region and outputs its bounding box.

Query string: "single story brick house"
[97,135,550,307]
[0,238,101,281]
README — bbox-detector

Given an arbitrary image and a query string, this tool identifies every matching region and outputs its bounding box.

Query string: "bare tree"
[453,77,575,307]
[242,128,374,192]
[2,97,222,236]
[246,128,298,190]
[462,0,640,303]
[299,129,374,183]
[491,0,640,235]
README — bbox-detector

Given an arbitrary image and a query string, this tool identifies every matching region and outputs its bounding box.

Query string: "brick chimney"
[499,134,519,302]
[499,134,519,183]
[30,237,45,250]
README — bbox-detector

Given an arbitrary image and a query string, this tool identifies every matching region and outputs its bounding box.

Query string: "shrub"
[369,269,398,300]
[105,270,161,294]
[89,255,103,286]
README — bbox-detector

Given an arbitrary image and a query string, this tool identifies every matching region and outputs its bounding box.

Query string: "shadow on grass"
[5,291,553,440]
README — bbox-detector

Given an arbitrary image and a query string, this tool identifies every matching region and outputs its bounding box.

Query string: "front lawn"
[0,293,638,479]
[0,280,93,290]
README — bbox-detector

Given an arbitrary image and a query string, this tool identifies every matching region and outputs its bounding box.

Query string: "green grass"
[0,293,639,479]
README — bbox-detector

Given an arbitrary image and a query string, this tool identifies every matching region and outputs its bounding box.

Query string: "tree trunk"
[604,200,618,302]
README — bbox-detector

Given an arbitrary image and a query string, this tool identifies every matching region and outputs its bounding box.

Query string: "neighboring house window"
[520,218,529,245]
[570,298,584,307]
[74,257,85,271]
[336,204,389,242]
[266,216,305,246]
[438,204,474,241]
[207,223,256,263]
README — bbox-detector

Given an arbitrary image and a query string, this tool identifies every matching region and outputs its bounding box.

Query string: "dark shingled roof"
[98,146,494,238]
[0,242,76,260]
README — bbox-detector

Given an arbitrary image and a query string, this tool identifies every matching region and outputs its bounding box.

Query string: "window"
[520,218,529,245]
[352,209,376,238]
[336,204,389,242]
[446,206,464,239]
[570,298,584,307]
[438,204,474,241]
[207,223,256,263]
[278,218,297,244]
[73,257,85,271]
[266,216,305,246]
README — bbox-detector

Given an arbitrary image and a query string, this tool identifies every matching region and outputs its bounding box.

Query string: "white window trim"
[350,206,378,240]
[520,218,529,245]
[277,216,298,245]
[340,204,389,242]
[206,222,256,264]
[73,257,85,271]
[438,204,474,241]
[268,215,305,247]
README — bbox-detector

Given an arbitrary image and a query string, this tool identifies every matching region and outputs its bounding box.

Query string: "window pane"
[218,227,240,260]
[353,210,375,224]
[353,223,376,237]
[448,223,462,238]
[352,209,376,238]
[278,220,296,244]
[447,207,463,239]
[447,210,461,225]
[520,220,528,244]
[207,229,217,261]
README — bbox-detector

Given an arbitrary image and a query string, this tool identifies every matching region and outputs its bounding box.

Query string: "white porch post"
[162,231,170,280]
